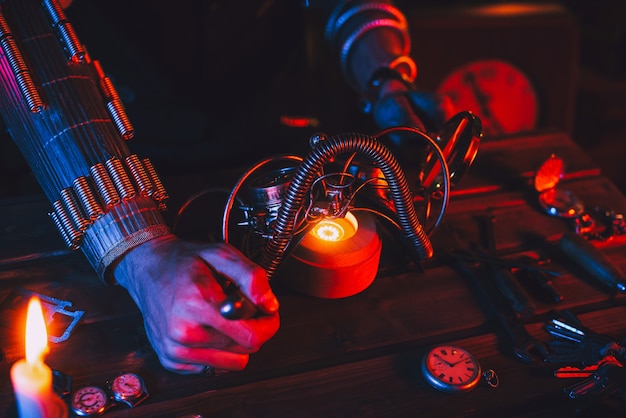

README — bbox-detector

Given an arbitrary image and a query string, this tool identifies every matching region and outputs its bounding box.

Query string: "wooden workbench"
[2,131,626,417]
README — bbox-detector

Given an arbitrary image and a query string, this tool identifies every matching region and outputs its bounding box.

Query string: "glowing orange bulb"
[312,221,345,242]
[309,212,359,243]
[25,297,47,364]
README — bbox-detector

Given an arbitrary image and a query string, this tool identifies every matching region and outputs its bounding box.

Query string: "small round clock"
[437,59,539,137]
[421,345,487,393]
[70,385,111,416]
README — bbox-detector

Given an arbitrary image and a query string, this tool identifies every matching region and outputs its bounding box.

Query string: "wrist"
[81,198,173,283]
[113,233,177,289]
[48,154,172,283]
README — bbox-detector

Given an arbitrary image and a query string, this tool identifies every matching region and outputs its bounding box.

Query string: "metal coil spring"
[73,176,104,220]
[52,199,81,247]
[105,157,135,200]
[51,155,169,250]
[49,210,79,249]
[60,187,90,231]
[42,0,67,24]
[142,158,169,208]
[0,19,44,112]
[56,22,86,62]
[42,0,86,62]
[125,154,153,197]
[0,11,10,37]
[106,99,134,140]
[90,163,120,207]
[98,74,119,101]
[92,62,134,140]
[261,132,432,278]
[0,37,27,72]
[14,72,44,112]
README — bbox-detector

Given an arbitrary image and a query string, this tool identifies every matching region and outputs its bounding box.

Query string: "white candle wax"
[10,359,66,418]
[10,297,67,418]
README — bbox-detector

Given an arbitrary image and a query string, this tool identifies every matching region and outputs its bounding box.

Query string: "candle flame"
[25,296,48,364]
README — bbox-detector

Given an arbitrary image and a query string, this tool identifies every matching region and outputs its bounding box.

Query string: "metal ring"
[483,369,500,388]
[339,18,410,88]
[327,2,407,44]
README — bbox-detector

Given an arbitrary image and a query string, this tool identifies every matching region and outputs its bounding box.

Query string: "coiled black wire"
[261,132,433,279]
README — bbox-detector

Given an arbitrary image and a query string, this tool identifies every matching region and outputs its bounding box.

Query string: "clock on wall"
[402,2,578,139]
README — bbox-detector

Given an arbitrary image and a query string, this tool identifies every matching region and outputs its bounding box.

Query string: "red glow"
[280,115,319,128]
[309,213,358,243]
[437,59,538,136]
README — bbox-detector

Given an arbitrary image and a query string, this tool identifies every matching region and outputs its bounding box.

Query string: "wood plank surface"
[2,133,626,417]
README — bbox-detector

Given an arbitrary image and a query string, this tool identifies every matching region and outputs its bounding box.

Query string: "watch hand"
[433,353,453,367]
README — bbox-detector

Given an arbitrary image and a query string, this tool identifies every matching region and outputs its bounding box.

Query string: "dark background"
[1,0,625,198]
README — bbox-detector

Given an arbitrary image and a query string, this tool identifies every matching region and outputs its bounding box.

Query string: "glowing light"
[309,212,359,243]
[312,221,345,241]
[280,115,319,128]
[11,296,67,418]
[26,297,47,364]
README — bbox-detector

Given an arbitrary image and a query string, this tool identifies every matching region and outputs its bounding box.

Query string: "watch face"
[437,59,539,137]
[421,346,481,393]
[71,386,108,416]
[111,373,143,399]
[538,188,584,218]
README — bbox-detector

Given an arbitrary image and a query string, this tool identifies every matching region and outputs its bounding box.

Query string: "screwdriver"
[559,231,626,293]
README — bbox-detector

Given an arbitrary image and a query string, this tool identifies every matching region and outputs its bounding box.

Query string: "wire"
[222,155,303,244]
[172,186,233,234]
[373,126,450,235]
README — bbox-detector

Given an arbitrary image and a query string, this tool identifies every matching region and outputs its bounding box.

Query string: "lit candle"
[10,296,68,418]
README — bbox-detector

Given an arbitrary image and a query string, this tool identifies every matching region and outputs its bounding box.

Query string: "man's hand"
[113,234,280,374]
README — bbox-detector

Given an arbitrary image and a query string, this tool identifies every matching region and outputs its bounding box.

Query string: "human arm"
[0,0,278,373]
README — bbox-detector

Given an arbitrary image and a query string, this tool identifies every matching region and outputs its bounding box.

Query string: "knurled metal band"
[325,2,412,91]
[49,155,170,281]
[98,226,173,282]
[80,199,172,282]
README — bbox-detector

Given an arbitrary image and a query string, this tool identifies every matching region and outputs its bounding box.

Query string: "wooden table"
[2,132,626,417]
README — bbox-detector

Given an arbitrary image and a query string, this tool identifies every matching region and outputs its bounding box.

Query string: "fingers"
[169,322,250,353]
[158,346,250,375]
[198,244,280,315]
[124,239,281,375]
[150,321,253,374]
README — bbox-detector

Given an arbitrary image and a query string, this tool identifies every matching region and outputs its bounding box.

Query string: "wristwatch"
[109,372,149,408]
[70,386,113,416]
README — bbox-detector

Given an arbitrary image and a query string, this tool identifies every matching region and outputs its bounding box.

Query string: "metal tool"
[515,267,563,304]
[0,288,84,343]
[563,361,624,400]
[554,355,622,378]
[545,317,626,365]
[450,254,548,364]
[474,214,537,318]
[559,231,626,294]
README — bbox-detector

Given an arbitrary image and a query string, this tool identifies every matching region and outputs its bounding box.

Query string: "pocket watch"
[109,372,149,408]
[534,154,584,218]
[421,345,498,393]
